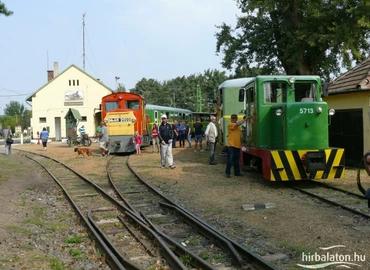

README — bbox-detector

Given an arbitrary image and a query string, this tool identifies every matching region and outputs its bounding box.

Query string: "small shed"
[64,108,82,142]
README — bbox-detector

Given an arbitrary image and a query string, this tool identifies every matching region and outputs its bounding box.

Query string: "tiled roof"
[328,57,370,93]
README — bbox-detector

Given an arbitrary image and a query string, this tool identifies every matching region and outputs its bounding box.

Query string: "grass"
[4,225,31,235]
[23,217,69,232]
[69,249,84,259]
[1,255,20,263]
[33,255,66,270]
[66,235,82,244]
[179,254,194,267]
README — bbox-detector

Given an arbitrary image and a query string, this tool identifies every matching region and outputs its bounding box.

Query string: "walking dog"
[74,147,93,157]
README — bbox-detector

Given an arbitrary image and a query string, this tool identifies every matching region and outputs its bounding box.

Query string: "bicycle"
[67,134,92,147]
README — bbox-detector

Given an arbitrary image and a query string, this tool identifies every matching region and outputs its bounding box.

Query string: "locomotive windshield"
[125,100,140,110]
[294,82,317,102]
[105,101,119,111]
[264,82,287,103]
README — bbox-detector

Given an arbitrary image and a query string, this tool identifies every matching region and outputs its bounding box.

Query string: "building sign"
[64,90,84,106]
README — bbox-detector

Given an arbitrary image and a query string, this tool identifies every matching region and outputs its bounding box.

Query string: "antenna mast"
[82,13,86,71]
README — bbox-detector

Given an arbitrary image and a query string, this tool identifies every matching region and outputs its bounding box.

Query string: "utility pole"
[196,84,202,112]
[82,13,86,71]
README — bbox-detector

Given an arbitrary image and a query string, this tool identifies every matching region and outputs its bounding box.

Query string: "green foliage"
[216,0,370,78]
[116,83,126,92]
[0,1,13,16]
[130,69,229,112]
[1,101,31,130]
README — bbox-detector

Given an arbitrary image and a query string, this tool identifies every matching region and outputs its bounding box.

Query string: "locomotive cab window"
[263,82,287,103]
[125,100,140,110]
[295,83,317,102]
[105,101,119,112]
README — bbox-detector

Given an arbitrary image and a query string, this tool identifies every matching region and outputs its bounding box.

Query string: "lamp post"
[115,76,120,90]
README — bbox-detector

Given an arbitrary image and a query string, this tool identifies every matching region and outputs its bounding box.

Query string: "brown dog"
[74,147,93,157]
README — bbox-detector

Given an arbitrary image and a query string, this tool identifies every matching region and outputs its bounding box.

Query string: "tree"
[215,0,370,78]
[3,101,30,130]
[116,83,126,92]
[0,1,13,16]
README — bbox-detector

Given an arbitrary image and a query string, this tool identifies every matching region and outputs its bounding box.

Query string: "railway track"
[23,152,187,269]
[108,156,277,269]
[19,150,277,270]
[288,181,370,219]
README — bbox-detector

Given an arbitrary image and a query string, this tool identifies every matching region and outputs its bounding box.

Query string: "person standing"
[193,118,203,152]
[158,114,176,169]
[205,116,218,165]
[177,120,186,147]
[99,121,110,157]
[134,131,142,155]
[39,127,49,151]
[4,125,12,156]
[225,114,248,178]
[185,121,192,148]
[151,123,160,154]
[171,120,179,148]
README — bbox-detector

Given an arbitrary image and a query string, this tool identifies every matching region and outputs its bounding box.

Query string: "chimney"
[47,70,54,82]
[54,62,59,77]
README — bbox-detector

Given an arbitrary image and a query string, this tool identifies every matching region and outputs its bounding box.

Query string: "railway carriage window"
[295,83,317,102]
[105,101,119,111]
[263,82,287,103]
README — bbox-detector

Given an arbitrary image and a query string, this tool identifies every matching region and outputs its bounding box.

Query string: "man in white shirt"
[205,115,218,165]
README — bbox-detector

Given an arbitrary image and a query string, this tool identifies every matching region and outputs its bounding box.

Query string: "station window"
[39,117,46,123]
[69,80,71,86]
[81,116,87,122]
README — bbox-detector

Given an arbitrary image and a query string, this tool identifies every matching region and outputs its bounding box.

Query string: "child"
[134,131,142,155]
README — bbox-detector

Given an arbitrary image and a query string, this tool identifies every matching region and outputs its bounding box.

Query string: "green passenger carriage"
[220,75,345,181]
[145,104,192,132]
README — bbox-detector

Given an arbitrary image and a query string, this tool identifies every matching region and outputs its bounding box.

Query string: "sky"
[0,0,241,113]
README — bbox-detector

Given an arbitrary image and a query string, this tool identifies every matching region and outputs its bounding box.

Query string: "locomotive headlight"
[132,117,137,123]
[275,108,283,116]
[317,107,323,114]
[328,108,335,116]
[289,77,295,84]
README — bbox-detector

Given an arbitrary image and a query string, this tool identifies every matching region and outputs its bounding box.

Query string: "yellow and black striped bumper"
[269,148,345,181]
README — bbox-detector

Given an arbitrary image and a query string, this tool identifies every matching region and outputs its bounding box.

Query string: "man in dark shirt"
[158,114,176,169]
[193,118,203,152]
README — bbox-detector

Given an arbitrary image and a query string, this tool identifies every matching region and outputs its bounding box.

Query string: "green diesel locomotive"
[219,75,345,181]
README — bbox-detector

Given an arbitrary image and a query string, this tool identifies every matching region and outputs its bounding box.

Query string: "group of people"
[3,113,246,178]
[149,113,248,177]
